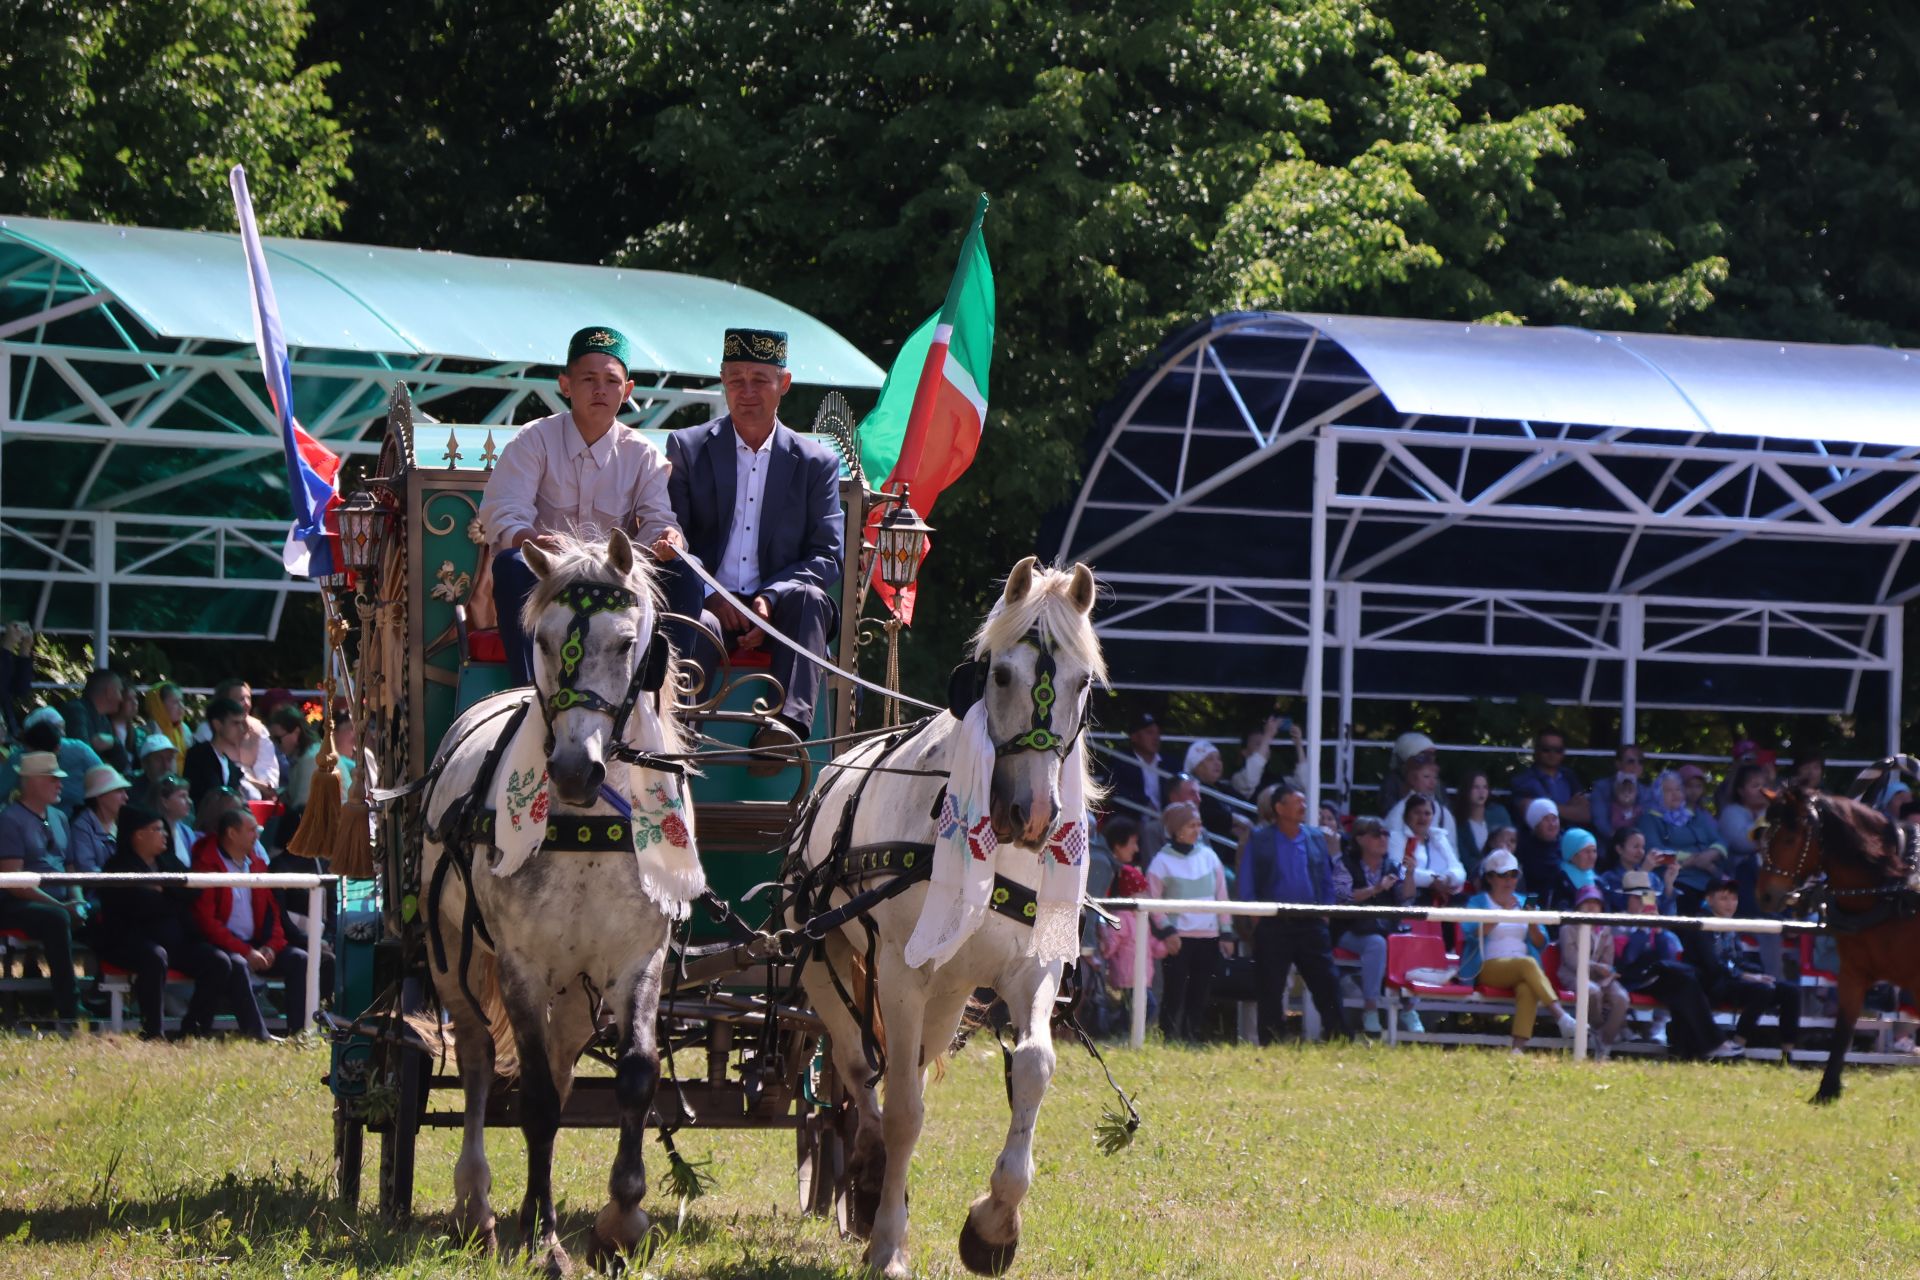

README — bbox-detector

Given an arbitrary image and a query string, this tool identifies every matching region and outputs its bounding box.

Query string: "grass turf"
[0,1034,1914,1278]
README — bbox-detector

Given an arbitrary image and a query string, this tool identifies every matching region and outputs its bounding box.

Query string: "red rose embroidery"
[529,791,549,824]
[660,811,690,848]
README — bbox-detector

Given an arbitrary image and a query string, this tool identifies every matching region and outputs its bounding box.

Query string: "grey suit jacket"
[665,416,844,608]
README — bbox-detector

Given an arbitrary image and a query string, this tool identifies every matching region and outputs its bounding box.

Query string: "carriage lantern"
[336,488,389,580]
[874,488,933,591]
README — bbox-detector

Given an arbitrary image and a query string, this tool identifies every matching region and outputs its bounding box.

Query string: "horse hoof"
[1811,1086,1841,1106]
[957,1213,1018,1276]
[863,1241,913,1280]
[538,1242,575,1279]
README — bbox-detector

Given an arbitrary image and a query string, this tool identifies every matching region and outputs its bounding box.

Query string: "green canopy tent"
[0,215,882,653]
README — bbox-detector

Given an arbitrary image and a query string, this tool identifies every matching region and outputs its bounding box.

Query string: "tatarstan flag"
[859,193,995,624]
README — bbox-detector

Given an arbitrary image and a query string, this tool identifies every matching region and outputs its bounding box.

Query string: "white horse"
[418,530,688,1277]
[792,555,1101,1279]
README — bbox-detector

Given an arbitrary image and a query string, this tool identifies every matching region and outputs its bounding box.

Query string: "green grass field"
[0,1034,1915,1279]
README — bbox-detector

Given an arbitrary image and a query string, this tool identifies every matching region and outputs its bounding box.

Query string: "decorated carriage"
[321,383,880,1223]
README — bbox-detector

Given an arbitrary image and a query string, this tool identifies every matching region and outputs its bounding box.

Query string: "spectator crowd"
[0,640,350,1040]
[1088,714,1840,1061]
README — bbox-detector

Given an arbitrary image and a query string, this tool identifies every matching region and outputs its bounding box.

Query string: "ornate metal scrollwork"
[422,490,478,536]
[429,560,472,604]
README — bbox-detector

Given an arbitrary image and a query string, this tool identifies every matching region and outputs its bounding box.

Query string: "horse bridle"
[538,581,669,749]
[1757,792,1823,887]
[949,629,1088,761]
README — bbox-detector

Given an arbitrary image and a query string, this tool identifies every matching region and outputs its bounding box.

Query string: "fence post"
[1573,921,1592,1061]
[304,883,324,1037]
[1131,905,1149,1049]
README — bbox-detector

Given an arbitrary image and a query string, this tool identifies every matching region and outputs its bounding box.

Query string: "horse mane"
[521,531,685,758]
[970,563,1108,686]
[1810,790,1906,875]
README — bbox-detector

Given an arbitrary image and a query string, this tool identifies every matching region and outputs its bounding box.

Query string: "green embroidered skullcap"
[566,326,632,373]
[722,327,789,368]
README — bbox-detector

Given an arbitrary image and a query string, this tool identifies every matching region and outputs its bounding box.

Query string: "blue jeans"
[1336,930,1388,1002]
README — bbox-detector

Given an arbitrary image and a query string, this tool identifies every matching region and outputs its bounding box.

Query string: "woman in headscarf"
[1633,769,1727,915]
[142,682,189,757]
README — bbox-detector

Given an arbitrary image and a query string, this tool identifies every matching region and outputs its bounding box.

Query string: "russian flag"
[229,166,343,579]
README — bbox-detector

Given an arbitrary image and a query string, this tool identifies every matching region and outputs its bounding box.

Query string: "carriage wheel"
[334,1095,365,1210]
[377,976,427,1224]
[795,1037,849,1219]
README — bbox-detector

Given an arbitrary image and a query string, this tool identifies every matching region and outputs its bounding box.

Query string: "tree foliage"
[0,0,349,235]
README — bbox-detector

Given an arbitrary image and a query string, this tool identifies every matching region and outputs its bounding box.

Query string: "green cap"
[566,326,632,373]
[722,328,788,368]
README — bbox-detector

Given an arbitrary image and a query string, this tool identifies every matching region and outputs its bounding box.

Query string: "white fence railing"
[0,871,335,1035]
[1094,897,1821,1056]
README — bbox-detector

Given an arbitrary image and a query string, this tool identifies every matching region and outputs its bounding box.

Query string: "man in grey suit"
[666,328,844,770]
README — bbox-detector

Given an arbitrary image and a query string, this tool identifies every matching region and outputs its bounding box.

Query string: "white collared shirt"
[477,411,677,551]
[718,428,775,595]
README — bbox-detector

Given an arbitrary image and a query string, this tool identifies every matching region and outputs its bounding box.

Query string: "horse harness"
[1764,791,1920,934]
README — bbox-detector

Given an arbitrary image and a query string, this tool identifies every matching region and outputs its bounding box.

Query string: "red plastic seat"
[1386,934,1472,996]
[728,646,773,669]
[1331,946,1361,964]
[1408,920,1444,940]
[466,628,507,665]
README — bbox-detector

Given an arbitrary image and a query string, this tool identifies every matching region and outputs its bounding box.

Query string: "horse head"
[974,555,1103,846]
[1755,784,1826,912]
[521,530,665,808]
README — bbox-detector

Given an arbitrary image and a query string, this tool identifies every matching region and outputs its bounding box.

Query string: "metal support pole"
[93,514,113,663]
[1305,432,1333,802]
[1573,922,1592,1061]
[1336,582,1356,804]
[1620,597,1642,744]
[304,883,324,1038]
[1130,905,1150,1050]
[1887,607,1904,756]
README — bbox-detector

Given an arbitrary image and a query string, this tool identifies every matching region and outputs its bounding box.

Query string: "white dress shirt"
[189,715,279,795]
[717,430,775,595]
[477,411,678,551]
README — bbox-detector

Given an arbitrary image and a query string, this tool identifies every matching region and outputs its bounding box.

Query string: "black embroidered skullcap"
[722,328,788,367]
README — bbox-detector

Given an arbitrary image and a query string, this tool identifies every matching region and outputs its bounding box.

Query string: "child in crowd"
[1100,817,1165,998]
[1616,878,1741,1060]
[1682,876,1799,1054]
[1146,800,1231,1043]
[1558,885,1629,1058]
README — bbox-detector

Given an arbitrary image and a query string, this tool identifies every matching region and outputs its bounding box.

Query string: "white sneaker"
[1555,1009,1580,1039]
[1708,1039,1745,1060]
[1398,1009,1425,1034]
[1361,1008,1382,1035]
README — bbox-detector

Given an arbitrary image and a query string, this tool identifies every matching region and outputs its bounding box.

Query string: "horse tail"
[407,944,521,1080]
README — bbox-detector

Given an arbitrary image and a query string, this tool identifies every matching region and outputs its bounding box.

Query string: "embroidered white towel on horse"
[485,694,705,919]
[904,703,1090,969]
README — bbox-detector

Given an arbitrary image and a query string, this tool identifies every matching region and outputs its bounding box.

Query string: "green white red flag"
[858,193,995,624]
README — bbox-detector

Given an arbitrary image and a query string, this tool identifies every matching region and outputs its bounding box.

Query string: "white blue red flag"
[229,165,343,578]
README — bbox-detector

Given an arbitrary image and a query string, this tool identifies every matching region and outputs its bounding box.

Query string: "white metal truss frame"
[0,271,722,648]
[1056,313,1913,801]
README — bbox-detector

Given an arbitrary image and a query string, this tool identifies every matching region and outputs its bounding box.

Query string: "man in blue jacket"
[667,329,844,769]
[1237,781,1350,1044]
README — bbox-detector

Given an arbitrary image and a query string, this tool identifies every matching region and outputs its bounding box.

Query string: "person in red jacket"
[191,809,324,1037]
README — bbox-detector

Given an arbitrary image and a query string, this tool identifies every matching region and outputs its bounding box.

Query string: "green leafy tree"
[558,0,1603,692]
[0,0,349,234]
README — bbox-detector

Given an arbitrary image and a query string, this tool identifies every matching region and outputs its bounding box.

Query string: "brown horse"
[1755,786,1920,1104]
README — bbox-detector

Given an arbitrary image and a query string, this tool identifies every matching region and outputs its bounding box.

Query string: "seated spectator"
[1682,876,1799,1055]
[1552,827,1600,912]
[1485,824,1518,858]
[1457,849,1581,1052]
[1391,793,1465,904]
[62,669,131,773]
[1336,816,1415,1035]
[92,805,247,1040]
[155,775,196,864]
[1097,817,1165,992]
[1236,783,1348,1043]
[1717,761,1786,979]
[1510,726,1591,828]
[0,752,80,1023]
[128,733,179,811]
[1181,740,1241,845]
[1635,770,1728,914]
[1587,743,1649,841]
[185,698,249,811]
[1789,749,1825,794]
[1516,797,1563,898]
[1599,829,1677,913]
[190,678,278,799]
[1377,731,1437,815]
[1558,885,1629,1059]
[1103,712,1171,822]
[1678,763,1711,815]
[1616,878,1741,1060]
[107,676,140,774]
[1081,813,1118,958]
[19,708,103,812]
[68,765,131,909]
[1714,738,1763,813]
[140,681,189,758]
[1384,757,1457,842]
[190,808,319,1039]
[1453,768,1514,884]
[1229,713,1305,800]
[1147,801,1231,1043]
[269,705,321,835]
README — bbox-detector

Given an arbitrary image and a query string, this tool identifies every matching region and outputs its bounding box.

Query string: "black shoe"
[746,721,802,777]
